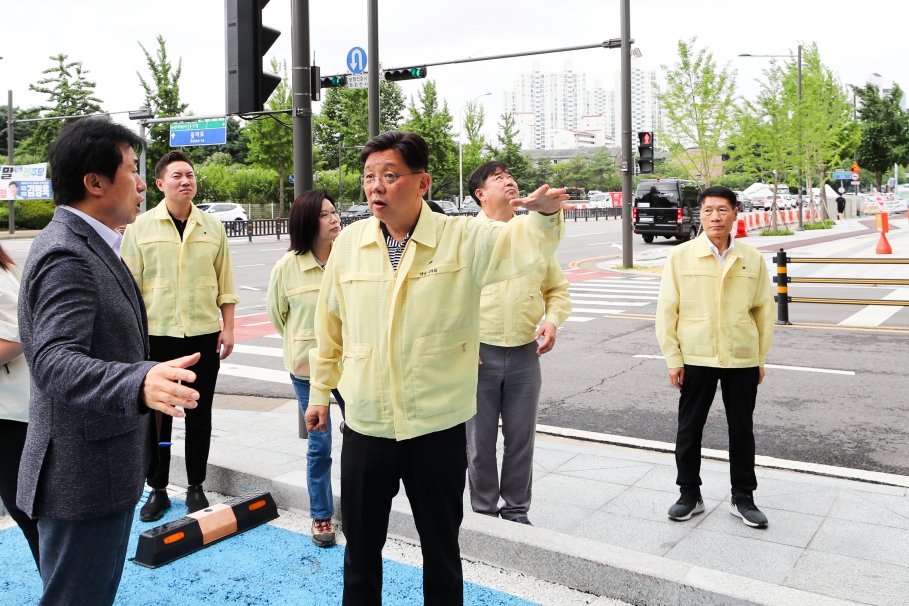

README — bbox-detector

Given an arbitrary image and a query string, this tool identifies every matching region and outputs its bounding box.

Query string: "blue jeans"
[291,375,345,521]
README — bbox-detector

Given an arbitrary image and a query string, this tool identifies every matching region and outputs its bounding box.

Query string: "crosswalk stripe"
[580,282,660,290]
[569,289,659,299]
[219,363,290,384]
[233,344,283,357]
[564,317,595,322]
[264,334,283,339]
[571,308,625,314]
[568,299,648,307]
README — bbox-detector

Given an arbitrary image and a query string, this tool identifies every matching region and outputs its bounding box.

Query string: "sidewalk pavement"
[166,405,909,606]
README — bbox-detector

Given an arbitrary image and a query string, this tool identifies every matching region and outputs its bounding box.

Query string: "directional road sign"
[348,73,369,89]
[832,170,852,180]
[347,47,367,74]
[170,119,227,147]
[289,174,294,184]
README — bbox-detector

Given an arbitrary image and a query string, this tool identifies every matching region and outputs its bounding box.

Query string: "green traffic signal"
[384,66,428,82]
[320,74,348,88]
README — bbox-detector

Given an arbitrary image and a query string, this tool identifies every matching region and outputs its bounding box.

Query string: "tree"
[459,99,487,196]
[192,117,249,166]
[0,105,41,162]
[21,55,103,159]
[403,80,458,198]
[657,38,737,186]
[137,35,189,206]
[853,82,909,191]
[583,148,621,192]
[245,58,294,215]
[490,112,531,188]
[313,80,406,171]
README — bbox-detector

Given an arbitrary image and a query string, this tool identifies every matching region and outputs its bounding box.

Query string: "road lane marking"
[568,298,648,307]
[241,321,272,327]
[219,363,291,384]
[632,354,855,375]
[258,248,287,251]
[264,334,283,339]
[837,288,909,327]
[572,308,625,314]
[239,286,262,291]
[569,290,659,299]
[564,232,606,238]
[236,263,266,268]
[233,344,284,357]
[564,317,595,322]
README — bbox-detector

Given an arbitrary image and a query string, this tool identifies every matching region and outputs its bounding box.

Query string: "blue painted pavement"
[0,492,537,605]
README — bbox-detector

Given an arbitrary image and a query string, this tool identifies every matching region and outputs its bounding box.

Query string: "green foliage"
[657,38,737,186]
[195,163,280,205]
[246,58,293,215]
[0,106,41,158]
[460,100,487,191]
[21,55,103,160]
[803,219,834,229]
[403,80,458,197]
[854,82,909,190]
[489,112,531,186]
[759,228,794,236]
[314,170,363,207]
[0,200,56,229]
[313,79,406,170]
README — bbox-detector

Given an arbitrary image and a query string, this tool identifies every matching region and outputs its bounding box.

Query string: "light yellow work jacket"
[309,202,564,440]
[476,210,572,347]
[266,250,326,379]
[122,202,239,337]
[656,233,774,369]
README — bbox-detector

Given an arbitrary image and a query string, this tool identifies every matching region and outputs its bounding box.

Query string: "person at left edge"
[122,150,239,520]
[18,117,201,606]
[267,189,346,548]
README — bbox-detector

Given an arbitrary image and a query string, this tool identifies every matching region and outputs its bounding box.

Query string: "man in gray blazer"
[18,118,204,606]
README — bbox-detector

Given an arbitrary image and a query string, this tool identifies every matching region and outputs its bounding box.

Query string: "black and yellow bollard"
[774,248,791,325]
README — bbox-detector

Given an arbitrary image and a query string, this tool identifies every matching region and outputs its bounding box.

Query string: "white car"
[196,203,248,222]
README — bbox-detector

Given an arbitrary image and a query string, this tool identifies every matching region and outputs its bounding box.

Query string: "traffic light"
[319,74,348,89]
[225,0,281,115]
[637,131,654,174]
[384,66,428,82]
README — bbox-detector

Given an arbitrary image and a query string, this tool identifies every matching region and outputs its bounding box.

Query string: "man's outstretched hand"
[510,184,574,214]
[142,353,201,418]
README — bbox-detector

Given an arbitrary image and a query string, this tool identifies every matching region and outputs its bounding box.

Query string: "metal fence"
[223,206,622,240]
[773,248,909,324]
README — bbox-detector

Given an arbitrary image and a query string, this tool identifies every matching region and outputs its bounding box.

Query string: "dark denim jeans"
[290,375,345,520]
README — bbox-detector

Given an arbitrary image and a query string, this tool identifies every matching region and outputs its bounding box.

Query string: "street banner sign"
[1,163,51,200]
[170,119,227,147]
[347,47,367,74]
[348,73,368,89]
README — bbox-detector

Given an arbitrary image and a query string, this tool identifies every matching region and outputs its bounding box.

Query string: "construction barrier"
[738,208,823,235]
[772,248,909,325]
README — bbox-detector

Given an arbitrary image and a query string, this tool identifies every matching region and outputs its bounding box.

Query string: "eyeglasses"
[319,210,340,220]
[359,171,424,187]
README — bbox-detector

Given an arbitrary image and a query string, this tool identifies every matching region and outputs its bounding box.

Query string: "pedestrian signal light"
[320,74,348,89]
[384,66,428,82]
[637,131,654,174]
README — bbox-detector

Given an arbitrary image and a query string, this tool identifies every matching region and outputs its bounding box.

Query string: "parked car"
[342,204,372,220]
[633,178,702,243]
[196,203,248,222]
[733,191,753,212]
[461,198,482,214]
[430,200,458,215]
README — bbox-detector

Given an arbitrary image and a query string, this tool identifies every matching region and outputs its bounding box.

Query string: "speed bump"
[133,491,279,568]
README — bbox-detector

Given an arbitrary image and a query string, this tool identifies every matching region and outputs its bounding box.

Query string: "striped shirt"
[381,223,412,272]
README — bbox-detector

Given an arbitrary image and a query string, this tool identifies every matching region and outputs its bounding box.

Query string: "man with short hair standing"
[465,161,571,525]
[656,185,775,528]
[307,131,570,605]
[18,118,202,606]
[122,150,239,520]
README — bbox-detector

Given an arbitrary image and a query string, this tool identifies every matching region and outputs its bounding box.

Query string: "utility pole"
[292,0,314,197]
[620,0,633,269]
[138,122,148,213]
[795,44,804,231]
[7,90,14,234]
[367,0,380,139]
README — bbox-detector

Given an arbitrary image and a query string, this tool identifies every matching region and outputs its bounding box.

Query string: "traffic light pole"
[367,0,380,139]
[7,90,13,234]
[620,0,633,269]
[292,0,314,196]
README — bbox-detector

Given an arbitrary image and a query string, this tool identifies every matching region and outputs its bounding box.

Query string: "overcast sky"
[2,0,905,142]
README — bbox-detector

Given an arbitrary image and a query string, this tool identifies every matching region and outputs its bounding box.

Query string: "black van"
[633,178,702,243]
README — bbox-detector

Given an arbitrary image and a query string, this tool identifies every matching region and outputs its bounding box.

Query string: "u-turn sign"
[347,47,367,74]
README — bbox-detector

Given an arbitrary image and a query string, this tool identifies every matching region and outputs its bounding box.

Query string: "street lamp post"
[738,45,804,230]
[459,93,491,208]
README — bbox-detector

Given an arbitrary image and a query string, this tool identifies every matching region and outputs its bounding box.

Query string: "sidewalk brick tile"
[523,501,596,535]
[665,528,804,585]
[531,474,626,510]
[569,511,693,556]
[809,518,909,568]
[552,454,654,486]
[696,505,825,549]
[598,486,714,524]
[531,446,579,473]
[757,467,908,496]
[785,550,909,606]
[751,487,840,517]
[630,465,731,500]
[827,491,909,530]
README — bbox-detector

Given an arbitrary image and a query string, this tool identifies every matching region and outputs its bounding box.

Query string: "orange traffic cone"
[876,233,892,254]
[735,218,747,238]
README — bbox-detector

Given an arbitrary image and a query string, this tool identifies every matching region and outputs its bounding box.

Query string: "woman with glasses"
[267,189,345,547]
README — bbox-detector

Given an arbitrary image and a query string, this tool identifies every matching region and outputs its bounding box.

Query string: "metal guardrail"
[773,248,909,324]
[222,207,622,240]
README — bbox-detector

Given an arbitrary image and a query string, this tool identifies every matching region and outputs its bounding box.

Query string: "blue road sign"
[169,119,227,147]
[289,174,295,184]
[832,170,852,180]
[347,47,367,74]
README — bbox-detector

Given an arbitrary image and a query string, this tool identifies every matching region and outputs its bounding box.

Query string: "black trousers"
[0,419,40,569]
[676,365,759,497]
[341,423,467,606]
[147,332,221,489]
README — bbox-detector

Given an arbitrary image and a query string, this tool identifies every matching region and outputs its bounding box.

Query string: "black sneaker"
[729,495,768,528]
[139,489,171,522]
[668,496,705,521]
[185,485,210,514]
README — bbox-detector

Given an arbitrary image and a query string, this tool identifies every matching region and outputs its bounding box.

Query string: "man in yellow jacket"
[656,186,774,528]
[122,151,239,520]
[466,161,571,525]
[307,131,569,605]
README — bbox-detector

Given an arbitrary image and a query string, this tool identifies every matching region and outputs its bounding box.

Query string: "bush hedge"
[0,199,56,230]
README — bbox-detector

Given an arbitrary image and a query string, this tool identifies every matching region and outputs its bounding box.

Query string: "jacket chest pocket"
[406,261,466,310]
[291,328,316,377]
[338,344,387,424]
